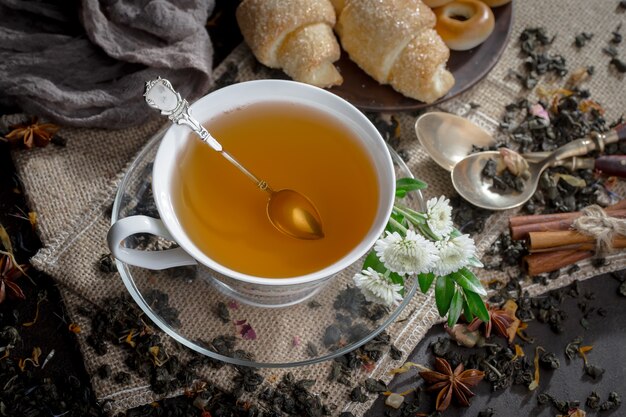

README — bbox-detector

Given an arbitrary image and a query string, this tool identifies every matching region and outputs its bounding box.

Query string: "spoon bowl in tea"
[451,124,626,210]
[143,77,324,240]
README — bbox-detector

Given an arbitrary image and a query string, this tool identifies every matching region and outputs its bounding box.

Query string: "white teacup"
[107,80,395,307]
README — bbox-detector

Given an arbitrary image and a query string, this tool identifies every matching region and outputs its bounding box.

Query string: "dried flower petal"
[0,254,27,304]
[528,346,545,391]
[235,319,257,340]
[240,323,257,340]
[499,148,530,178]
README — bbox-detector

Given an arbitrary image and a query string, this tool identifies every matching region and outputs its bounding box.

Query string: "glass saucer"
[111,128,424,367]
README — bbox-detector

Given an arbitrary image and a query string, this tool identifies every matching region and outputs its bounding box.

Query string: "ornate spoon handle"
[143,77,269,191]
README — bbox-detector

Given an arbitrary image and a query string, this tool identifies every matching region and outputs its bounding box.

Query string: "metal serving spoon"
[144,77,324,240]
[451,124,626,210]
[416,112,592,171]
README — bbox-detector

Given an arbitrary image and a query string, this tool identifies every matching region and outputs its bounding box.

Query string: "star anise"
[467,300,520,343]
[4,117,59,149]
[419,357,485,411]
[0,254,27,304]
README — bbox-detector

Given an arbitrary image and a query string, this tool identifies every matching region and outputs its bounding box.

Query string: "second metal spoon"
[451,125,626,210]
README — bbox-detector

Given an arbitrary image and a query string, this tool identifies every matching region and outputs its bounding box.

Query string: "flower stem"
[392,205,440,241]
[387,216,408,234]
[393,204,426,225]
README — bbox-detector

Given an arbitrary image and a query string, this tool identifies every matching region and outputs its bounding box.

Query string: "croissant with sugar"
[333,0,455,103]
[236,0,343,88]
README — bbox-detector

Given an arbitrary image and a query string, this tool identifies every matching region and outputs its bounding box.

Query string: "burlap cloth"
[6,1,626,415]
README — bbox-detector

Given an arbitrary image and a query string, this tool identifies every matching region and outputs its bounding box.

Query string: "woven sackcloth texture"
[7,0,626,415]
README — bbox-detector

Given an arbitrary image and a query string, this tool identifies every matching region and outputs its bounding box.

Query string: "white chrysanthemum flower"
[433,234,476,276]
[374,230,439,275]
[426,196,453,238]
[353,267,403,306]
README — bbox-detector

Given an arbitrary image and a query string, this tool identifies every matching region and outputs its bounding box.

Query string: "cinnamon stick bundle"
[524,250,593,276]
[510,209,626,240]
[510,200,626,275]
[509,199,626,229]
[528,230,626,252]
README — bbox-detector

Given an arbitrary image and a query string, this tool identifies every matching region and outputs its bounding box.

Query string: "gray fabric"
[0,0,215,128]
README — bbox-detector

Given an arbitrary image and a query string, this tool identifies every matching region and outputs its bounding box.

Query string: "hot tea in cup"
[108,80,395,306]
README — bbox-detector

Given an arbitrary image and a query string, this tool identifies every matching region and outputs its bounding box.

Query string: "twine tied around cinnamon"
[571,204,626,256]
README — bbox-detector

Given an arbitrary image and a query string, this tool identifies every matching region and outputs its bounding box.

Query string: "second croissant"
[236,0,456,103]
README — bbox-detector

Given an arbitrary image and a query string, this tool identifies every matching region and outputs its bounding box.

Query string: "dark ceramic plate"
[327,3,513,111]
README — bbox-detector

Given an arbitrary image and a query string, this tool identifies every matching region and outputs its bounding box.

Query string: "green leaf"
[462,296,474,322]
[435,275,455,317]
[418,272,435,293]
[447,289,463,327]
[363,251,385,273]
[465,290,490,323]
[396,178,427,194]
[395,189,407,198]
[387,272,404,285]
[452,268,487,296]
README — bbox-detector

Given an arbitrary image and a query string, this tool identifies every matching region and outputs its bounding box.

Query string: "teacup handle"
[107,215,197,270]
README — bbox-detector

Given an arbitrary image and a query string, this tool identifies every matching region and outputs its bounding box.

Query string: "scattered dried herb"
[600,391,621,411]
[254,372,328,416]
[474,344,533,391]
[574,32,594,48]
[216,301,230,323]
[98,253,117,273]
[144,289,181,328]
[364,378,387,393]
[611,24,623,44]
[389,344,403,360]
[0,254,27,304]
[481,158,525,193]
[610,58,626,73]
[418,357,484,411]
[528,346,545,390]
[511,27,565,89]
[306,341,319,357]
[537,392,580,414]
[114,371,131,385]
[450,195,493,235]
[22,290,46,327]
[539,351,560,369]
[478,408,495,417]
[467,301,520,343]
[350,386,368,403]
[3,117,60,149]
[97,364,111,379]
[564,336,606,380]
